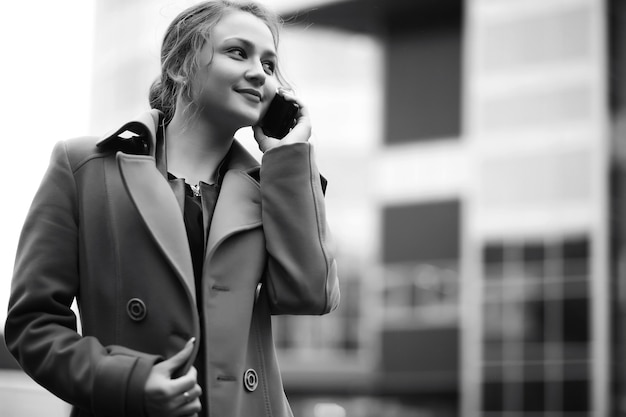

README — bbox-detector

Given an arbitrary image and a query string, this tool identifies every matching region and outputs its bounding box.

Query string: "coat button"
[243,369,258,392]
[126,298,147,321]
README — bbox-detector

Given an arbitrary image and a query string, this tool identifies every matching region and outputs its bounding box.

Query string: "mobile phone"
[260,93,299,139]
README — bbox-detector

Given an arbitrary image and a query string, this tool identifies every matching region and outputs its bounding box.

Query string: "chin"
[238,110,263,128]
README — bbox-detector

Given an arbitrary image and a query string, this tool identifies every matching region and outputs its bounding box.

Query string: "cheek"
[264,77,279,95]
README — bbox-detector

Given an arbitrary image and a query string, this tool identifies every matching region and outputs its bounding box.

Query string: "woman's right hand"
[144,338,202,417]
[253,90,312,153]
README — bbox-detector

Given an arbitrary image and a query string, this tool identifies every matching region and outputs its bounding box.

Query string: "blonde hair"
[148,0,286,123]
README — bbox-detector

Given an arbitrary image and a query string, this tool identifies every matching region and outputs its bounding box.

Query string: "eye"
[262,61,276,75]
[227,47,246,59]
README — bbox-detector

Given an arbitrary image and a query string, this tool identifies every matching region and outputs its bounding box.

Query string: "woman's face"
[190,10,279,130]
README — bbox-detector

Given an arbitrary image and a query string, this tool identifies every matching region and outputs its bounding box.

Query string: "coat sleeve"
[3,141,160,417]
[259,142,340,315]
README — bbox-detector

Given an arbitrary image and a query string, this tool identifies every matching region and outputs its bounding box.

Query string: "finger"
[252,125,267,141]
[177,375,200,400]
[252,126,280,153]
[161,338,195,375]
[282,107,312,143]
[170,367,199,395]
[276,88,305,109]
[274,91,309,127]
[175,383,202,408]
[175,399,202,417]
[175,393,202,416]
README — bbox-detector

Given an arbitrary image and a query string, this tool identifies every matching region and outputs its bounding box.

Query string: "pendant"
[190,184,201,197]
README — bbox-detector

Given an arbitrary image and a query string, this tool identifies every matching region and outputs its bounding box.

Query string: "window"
[382,200,461,327]
[480,236,591,414]
[384,2,462,143]
[382,200,460,263]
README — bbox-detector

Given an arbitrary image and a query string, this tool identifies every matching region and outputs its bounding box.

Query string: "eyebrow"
[223,37,277,59]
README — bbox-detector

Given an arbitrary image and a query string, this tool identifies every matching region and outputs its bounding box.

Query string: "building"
[274,0,616,416]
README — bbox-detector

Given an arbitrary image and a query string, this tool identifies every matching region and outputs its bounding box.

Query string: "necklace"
[190,184,201,197]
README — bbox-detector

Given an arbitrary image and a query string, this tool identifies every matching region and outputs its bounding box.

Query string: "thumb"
[161,337,195,375]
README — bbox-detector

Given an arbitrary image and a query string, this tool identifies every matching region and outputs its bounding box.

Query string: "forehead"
[212,10,276,53]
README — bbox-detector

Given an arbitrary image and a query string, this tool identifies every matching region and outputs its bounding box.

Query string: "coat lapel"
[99,111,262,299]
[205,142,262,260]
[117,152,196,303]
[206,170,262,259]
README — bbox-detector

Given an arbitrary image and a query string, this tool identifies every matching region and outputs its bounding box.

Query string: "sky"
[0,1,95,325]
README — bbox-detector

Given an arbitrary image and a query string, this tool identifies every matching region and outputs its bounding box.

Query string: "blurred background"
[0,0,624,416]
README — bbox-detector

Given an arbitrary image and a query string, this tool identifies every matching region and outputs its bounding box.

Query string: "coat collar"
[97,110,161,157]
[96,109,260,179]
[106,111,263,299]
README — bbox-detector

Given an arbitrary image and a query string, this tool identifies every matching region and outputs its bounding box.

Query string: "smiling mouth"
[236,89,262,102]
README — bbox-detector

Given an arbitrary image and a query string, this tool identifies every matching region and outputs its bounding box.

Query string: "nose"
[245,60,266,86]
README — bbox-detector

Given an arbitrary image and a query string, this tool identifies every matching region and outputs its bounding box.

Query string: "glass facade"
[481,237,591,414]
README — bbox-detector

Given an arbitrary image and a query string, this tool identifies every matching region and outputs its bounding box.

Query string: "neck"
[165,103,235,185]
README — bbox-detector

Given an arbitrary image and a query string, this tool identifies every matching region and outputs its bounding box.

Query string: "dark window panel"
[523,242,546,262]
[385,19,461,143]
[382,200,460,263]
[484,243,505,264]
[523,242,545,279]
[482,381,504,411]
[562,380,590,411]
[562,237,590,260]
[545,379,563,411]
[523,381,545,412]
[562,298,589,343]
[380,327,459,375]
[523,300,545,344]
[506,381,524,411]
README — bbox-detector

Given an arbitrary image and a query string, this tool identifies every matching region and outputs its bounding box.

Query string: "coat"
[4,110,340,417]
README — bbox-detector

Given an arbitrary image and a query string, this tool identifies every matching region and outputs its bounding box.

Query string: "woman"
[3,1,340,416]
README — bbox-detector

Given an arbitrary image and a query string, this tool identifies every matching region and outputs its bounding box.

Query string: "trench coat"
[4,109,340,417]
